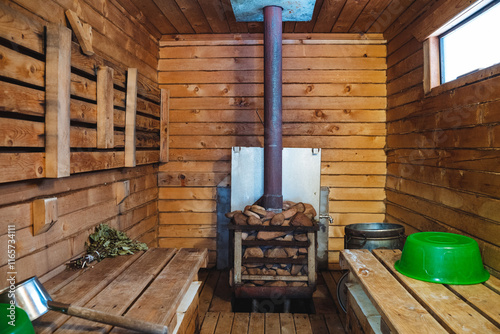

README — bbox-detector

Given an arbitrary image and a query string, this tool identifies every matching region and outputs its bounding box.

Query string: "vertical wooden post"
[45,24,71,178]
[97,66,114,149]
[234,231,242,285]
[125,68,138,167]
[160,89,170,162]
[307,232,316,286]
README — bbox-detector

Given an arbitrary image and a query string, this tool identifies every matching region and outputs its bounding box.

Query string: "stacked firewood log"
[227,201,317,287]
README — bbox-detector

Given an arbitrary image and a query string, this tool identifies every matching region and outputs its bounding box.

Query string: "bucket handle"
[345,233,368,248]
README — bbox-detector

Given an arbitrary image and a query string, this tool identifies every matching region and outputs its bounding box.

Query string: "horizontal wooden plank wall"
[158,34,387,269]
[0,164,159,290]
[384,1,500,276]
[0,0,161,184]
[0,0,160,289]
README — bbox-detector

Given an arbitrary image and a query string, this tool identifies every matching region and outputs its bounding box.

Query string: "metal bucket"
[344,223,406,251]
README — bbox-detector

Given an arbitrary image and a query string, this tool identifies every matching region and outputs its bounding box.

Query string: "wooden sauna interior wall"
[384,0,500,275]
[158,34,387,269]
[0,0,161,289]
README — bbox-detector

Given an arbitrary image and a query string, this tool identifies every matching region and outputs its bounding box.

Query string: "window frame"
[438,0,500,84]
[421,0,500,94]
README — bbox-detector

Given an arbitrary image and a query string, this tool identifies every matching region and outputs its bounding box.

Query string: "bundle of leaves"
[68,224,148,269]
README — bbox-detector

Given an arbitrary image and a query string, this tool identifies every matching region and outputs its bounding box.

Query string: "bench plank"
[33,253,142,334]
[53,248,177,333]
[340,249,447,334]
[374,249,500,334]
[110,248,208,334]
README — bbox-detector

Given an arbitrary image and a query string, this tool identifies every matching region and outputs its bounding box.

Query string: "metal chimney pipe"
[262,5,283,212]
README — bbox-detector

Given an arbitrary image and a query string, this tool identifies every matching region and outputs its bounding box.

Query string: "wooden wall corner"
[32,197,58,236]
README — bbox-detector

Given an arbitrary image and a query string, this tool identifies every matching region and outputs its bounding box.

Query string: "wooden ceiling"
[115,0,420,38]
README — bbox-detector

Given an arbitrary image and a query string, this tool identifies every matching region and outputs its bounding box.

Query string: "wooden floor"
[198,270,347,334]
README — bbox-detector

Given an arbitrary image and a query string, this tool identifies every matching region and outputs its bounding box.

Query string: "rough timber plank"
[199,271,221,324]
[264,313,280,334]
[293,314,313,334]
[280,313,295,334]
[110,248,208,334]
[200,312,219,334]
[232,312,250,334]
[374,249,500,333]
[214,312,234,334]
[33,253,142,334]
[248,313,264,334]
[45,23,72,178]
[53,248,176,333]
[160,89,170,162]
[125,68,138,167]
[340,249,447,334]
[96,66,115,149]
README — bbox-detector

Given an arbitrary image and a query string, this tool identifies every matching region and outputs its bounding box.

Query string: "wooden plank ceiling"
[114,0,417,38]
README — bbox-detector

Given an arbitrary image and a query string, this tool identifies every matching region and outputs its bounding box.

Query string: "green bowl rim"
[394,259,490,285]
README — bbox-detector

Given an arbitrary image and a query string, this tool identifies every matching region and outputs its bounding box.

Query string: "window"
[439,1,500,84]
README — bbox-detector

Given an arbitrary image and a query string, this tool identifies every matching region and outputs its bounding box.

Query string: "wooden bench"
[340,249,500,334]
[33,248,208,334]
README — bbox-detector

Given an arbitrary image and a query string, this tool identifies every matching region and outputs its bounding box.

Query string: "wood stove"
[228,202,319,299]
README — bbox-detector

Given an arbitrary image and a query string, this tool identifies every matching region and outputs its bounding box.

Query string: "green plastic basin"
[0,303,35,334]
[395,232,490,284]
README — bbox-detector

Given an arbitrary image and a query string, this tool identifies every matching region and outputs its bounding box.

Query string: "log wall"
[384,3,500,275]
[0,0,160,288]
[158,34,387,269]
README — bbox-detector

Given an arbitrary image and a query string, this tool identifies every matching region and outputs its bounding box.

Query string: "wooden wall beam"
[97,66,115,148]
[160,89,170,162]
[45,23,72,178]
[125,68,138,167]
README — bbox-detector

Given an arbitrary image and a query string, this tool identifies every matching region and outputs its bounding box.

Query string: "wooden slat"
[293,314,313,334]
[200,312,220,334]
[340,249,447,334]
[96,66,115,148]
[313,0,345,33]
[110,248,208,334]
[199,271,220,324]
[232,312,250,334]
[160,89,170,162]
[332,0,370,32]
[125,68,138,167]
[280,313,295,334]
[45,23,72,178]
[264,313,280,334]
[248,313,264,334]
[448,283,500,327]
[162,82,386,97]
[0,153,45,183]
[373,249,499,333]
[169,109,386,123]
[214,312,234,334]
[159,58,386,71]
[174,0,211,34]
[159,44,386,59]
[159,70,386,84]
[196,0,230,33]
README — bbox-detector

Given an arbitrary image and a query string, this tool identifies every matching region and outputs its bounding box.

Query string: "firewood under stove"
[228,201,319,297]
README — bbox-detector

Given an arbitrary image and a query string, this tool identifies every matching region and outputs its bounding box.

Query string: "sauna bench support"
[33,247,208,334]
[340,249,500,334]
